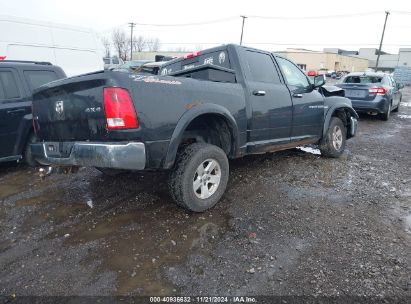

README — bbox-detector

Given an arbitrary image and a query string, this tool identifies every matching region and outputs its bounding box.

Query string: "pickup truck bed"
[31,44,358,212]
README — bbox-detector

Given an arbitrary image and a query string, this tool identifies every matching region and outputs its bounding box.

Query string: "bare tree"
[146,38,161,52]
[134,36,147,52]
[112,29,128,61]
[101,37,111,57]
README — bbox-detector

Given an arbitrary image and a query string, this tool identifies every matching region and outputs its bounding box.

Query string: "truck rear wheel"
[319,117,346,158]
[169,143,229,212]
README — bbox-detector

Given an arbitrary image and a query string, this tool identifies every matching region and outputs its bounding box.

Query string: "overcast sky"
[2,0,411,54]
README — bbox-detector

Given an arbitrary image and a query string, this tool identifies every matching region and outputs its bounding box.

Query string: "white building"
[324,47,411,72]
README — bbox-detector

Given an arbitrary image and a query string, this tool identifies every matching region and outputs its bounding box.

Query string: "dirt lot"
[0,87,410,299]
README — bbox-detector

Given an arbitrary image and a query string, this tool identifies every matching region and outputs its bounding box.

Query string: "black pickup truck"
[31,44,358,212]
[0,60,65,165]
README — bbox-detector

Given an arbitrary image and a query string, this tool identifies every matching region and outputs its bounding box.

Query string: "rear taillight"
[103,87,138,130]
[183,51,201,59]
[369,87,387,96]
[0,56,6,60]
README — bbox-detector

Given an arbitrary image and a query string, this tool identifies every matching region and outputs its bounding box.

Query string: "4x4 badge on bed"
[55,100,64,115]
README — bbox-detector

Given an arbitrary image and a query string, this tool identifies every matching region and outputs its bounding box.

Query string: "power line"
[99,11,411,31]
[133,16,238,27]
[152,42,411,46]
[247,12,384,20]
[390,10,411,15]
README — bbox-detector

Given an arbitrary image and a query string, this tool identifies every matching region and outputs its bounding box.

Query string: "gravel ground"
[0,87,410,300]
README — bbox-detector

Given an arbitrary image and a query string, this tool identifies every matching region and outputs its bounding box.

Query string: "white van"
[0,15,104,77]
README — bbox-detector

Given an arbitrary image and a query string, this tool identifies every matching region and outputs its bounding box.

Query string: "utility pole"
[375,11,390,70]
[128,22,136,61]
[240,16,247,46]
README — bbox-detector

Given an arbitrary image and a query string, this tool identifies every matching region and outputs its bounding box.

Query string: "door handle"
[293,93,303,98]
[7,109,25,114]
[252,90,266,96]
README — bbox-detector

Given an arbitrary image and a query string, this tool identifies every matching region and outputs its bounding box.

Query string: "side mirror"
[313,75,326,88]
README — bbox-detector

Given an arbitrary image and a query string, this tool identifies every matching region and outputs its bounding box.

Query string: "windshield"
[343,75,382,84]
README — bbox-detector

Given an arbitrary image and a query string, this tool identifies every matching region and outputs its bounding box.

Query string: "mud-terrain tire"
[380,102,391,120]
[24,134,39,167]
[169,143,229,212]
[319,117,346,158]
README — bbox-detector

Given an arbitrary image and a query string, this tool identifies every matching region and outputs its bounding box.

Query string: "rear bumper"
[351,97,388,114]
[31,141,146,170]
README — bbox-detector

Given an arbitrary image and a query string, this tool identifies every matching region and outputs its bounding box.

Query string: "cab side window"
[276,57,310,89]
[244,51,281,84]
[0,71,20,99]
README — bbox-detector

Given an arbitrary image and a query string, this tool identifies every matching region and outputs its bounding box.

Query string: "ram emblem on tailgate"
[55,100,64,116]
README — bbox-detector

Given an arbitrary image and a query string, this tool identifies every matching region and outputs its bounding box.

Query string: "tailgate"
[33,74,108,141]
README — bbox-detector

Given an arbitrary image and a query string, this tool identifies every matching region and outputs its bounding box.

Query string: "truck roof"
[0,60,52,66]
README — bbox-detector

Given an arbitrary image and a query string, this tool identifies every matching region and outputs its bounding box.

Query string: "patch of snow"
[296,146,321,155]
[86,199,93,208]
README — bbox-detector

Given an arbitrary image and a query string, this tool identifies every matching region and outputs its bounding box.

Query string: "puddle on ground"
[0,170,39,199]
[398,115,411,119]
[15,190,62,207]
[58,205,231,295]
[401,102,411,107]
[15,170,235,296]
[296,146,321,155]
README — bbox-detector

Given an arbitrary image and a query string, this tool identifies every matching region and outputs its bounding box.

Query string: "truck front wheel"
[169,143,229,212]
[319,117,346,158]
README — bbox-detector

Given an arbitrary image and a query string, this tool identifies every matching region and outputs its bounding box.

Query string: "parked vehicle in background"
[31,44,358,212]
[103,57,124,70]
[318,69,328,76]
[0,60,66,165]
[336,72,403,120]
[307,70,318,77]
[326,70,336,78]
[335,71,345,80]
[0,15,104,77]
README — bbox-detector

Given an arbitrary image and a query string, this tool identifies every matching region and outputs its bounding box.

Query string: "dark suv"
[0,60,65,165]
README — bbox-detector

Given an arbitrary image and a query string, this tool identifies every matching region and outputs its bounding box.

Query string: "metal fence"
[393,67,411,85]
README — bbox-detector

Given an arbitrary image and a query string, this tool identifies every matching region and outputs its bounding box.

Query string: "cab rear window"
[24,70,58,91]
[0,71,20,99]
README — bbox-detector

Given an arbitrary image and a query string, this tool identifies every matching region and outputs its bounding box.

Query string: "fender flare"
[163,103,239,169]
[323,103,358,137]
